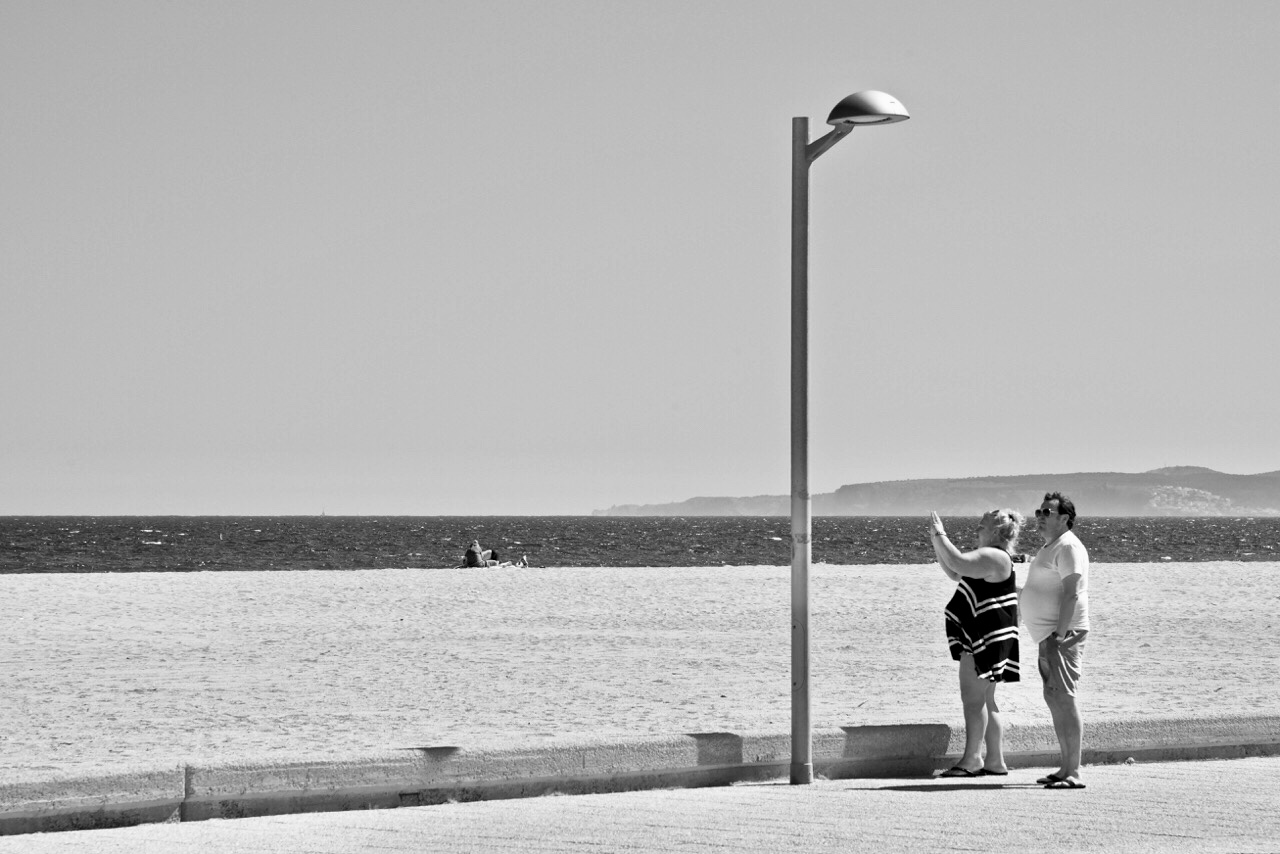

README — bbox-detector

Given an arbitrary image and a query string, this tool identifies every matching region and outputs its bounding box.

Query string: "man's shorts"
[1038,632,1086,696]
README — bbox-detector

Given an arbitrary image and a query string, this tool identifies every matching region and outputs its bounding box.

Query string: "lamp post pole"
[788,92,908,786]
[790,115,814,787]
[790,116,850,785]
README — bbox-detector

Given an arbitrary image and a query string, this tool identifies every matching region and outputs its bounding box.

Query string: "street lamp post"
[790,90,909,785]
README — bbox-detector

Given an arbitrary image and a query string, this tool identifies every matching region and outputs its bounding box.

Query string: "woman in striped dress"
[929,508,1025,777]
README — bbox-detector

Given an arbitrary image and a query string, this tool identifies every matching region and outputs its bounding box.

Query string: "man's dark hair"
[1044,492,1076,528]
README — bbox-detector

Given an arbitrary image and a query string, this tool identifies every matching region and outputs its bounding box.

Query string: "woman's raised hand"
[929,511,947,538]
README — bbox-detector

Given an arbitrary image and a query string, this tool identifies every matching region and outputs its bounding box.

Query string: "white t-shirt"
[1020,529,1090,644]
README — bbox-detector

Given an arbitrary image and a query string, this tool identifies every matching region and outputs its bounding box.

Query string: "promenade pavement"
[3,756,1277,853]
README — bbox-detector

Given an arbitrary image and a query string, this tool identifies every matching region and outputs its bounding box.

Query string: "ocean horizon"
[4,515,1278,572]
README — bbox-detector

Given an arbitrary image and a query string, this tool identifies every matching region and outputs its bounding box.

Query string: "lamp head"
[827,90,910,126]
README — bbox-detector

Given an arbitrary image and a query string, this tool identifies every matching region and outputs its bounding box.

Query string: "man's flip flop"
[939,766,981,778]
[977,769,1009,776]
[1044,776,1086,789]
[1036,773,1065,785]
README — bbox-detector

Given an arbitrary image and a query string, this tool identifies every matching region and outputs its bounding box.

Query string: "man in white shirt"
[1020,492,1090,789]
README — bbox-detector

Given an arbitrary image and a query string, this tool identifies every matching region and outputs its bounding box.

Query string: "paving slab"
[2,756,1276,853]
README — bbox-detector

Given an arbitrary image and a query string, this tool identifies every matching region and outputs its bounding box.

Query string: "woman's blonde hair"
[986,508,1025,552]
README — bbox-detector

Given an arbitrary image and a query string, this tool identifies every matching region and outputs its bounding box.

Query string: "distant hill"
[595,467,1280,517]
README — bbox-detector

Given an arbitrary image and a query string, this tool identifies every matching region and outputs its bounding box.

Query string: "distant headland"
[595,467,1280,517]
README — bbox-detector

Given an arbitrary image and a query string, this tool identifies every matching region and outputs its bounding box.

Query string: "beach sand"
[2,562,1277,778]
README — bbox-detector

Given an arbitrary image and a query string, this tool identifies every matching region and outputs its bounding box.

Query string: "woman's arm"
[938,564,961,582]
[929,532,961,580]
[929,513,962,580]
[929,512,955,579]
[929,512,1009,580]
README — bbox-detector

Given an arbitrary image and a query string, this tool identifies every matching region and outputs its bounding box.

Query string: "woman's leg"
[983,682,1007,772]
[957,653,988,770]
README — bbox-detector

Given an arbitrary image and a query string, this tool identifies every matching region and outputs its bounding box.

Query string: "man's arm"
[1055,573,1082,636]
[1054,544,1087,647]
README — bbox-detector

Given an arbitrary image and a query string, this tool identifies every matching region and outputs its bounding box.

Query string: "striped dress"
[944,559,1020,682]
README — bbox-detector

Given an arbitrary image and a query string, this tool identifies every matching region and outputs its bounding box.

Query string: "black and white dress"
[944,553,1020,682]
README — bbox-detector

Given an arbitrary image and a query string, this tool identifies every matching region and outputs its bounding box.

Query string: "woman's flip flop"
[939,766,981,778]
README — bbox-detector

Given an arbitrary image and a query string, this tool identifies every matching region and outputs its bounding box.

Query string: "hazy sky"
[4,1,1278,515]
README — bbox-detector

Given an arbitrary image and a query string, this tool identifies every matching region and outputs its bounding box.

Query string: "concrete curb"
[0,766,185,836]
[5,715,1280,836]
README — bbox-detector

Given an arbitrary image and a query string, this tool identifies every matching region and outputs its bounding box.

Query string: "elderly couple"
[929,492,1090,789]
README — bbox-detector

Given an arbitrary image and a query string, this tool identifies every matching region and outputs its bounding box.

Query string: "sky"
[3,1,1279,515]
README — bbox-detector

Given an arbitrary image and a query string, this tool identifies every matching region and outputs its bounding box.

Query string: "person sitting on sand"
[463,540,528,568]
[463,540,493,567]
[929,508,1024,778]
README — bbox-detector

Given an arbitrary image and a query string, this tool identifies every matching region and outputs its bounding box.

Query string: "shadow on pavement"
[858,783,1043,792]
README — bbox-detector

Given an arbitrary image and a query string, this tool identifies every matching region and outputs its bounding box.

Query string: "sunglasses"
[1035,508,1059,517]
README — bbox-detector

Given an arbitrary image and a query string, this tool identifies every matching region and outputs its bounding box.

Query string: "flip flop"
[939,766,981,778]
[1036,773,1066,785]
[978,768,1009,776]
[1044,776,1086,789]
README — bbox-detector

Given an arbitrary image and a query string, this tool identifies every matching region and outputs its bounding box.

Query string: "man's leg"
[1040,639,1069,777]
[1040,638,1085,781]
[1051,692,1083,778]
[1042,682,1068,776]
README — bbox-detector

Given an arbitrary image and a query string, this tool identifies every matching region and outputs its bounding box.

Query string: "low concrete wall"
[0,766,185,836]
[5,716,1280,836]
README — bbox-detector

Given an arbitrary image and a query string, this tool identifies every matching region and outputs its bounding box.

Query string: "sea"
[2,515,1278,573]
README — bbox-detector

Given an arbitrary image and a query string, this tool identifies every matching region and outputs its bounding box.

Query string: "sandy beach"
[3,562,1277,779]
